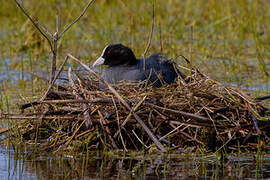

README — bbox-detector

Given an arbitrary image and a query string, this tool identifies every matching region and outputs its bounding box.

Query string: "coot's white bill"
[92,45,109,67]
[92,56,105,67]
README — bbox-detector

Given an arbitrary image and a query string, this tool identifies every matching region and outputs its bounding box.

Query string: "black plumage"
[92,44,185,88]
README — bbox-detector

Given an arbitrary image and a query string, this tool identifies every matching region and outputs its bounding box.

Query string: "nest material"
[16,66,270,153]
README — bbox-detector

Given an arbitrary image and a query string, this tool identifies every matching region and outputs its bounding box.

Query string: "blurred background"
[0,1,270,179]
[0,0,269,91]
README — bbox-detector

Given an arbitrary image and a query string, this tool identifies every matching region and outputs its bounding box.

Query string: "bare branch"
[67,54,166,152]
[59,0,95,38]
[56,13,59,34]
[40,55,69,101]
[13,0,53,51]
[36,21,54,38]
[50,33,58,84]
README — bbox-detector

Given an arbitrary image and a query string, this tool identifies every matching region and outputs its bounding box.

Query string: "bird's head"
[92,44,137,67]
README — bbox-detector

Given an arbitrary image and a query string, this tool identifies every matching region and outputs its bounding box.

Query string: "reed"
[4,55,269,153]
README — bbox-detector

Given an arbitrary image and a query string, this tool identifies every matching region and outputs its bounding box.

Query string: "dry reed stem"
[68,54,166,152]
[6,52,270,153]
[68,67,92,127]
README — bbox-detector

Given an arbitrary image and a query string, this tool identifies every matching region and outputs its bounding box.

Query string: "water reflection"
[0,56,269,179]
[1,146,270,179]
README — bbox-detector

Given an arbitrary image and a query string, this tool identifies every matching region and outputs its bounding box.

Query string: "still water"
[0,59,270,179]
[0,145,270,179]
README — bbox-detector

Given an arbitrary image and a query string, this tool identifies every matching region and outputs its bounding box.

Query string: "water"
[0,57,100,86]
[0,146,270,179]
[0,57,269,179]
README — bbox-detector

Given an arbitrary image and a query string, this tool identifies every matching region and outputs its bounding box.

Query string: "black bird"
[92,44,185,88]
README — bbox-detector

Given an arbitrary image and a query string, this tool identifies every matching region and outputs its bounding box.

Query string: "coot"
[92,44,185,88]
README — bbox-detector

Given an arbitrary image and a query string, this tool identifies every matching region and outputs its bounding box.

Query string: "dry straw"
[6,55,269,153]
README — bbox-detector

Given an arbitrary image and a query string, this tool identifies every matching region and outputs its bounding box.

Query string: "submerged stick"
[68,54,166,152]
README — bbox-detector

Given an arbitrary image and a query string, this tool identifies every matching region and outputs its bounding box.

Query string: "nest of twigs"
[12,58,270,153]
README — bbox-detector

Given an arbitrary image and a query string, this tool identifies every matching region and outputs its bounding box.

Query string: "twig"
[159,124,183,141]
[0,115,99,122]
[68,67,92,127]
[142,3,155,73]
[20,98,115,110]
[40,55,69,101]
[97,110,118,149]
[158,22,163,52]
[170,121,201,128]
[113,95,147,138]
[59,0,95,38]
[123,128,139,151]
[50,32,58,84]
[255,95,270,101]
[139,2,156,83]
[170,123,204,145]
[112,97,127,151]
[132,130,150,149]
[214,132,236,153]
[176,54,191,64]
[0,128,9,135]
[56,12,59,34]
[13,0,53,51]
[68,54,166,152]
[205,107,218,134]
[36,22,54,39]
[149,104,213,124]
[65,119,86,145]
[75,127,95,139]
[26,70,49,82]
[14,0,95,84]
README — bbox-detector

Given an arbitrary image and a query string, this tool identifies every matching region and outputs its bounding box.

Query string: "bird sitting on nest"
[92,44,186,88]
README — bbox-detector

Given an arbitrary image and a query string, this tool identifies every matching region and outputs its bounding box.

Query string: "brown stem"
[68,67,92,128]
[40,55,68,101]
[68,54,166,152]
[14,0,95,86]
[50,33,58,84]
[13,0,53,52]
[59,0,95,38]
[143,3,155,59]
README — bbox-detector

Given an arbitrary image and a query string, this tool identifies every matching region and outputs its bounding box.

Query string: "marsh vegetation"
[0,0,270,179]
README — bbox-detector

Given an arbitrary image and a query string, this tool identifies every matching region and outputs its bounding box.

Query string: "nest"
[12,59,270,153]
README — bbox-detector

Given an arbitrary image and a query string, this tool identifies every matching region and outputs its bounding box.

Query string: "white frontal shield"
[92,56,105,67]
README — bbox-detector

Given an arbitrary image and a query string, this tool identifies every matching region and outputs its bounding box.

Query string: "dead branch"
[13,0,53,51]
[67,54,166,152]
[59,0,95,38]
[13,0,95,85]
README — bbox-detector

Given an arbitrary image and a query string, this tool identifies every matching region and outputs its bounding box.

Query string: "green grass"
[1,1,270,91]
[0,1,269,110]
